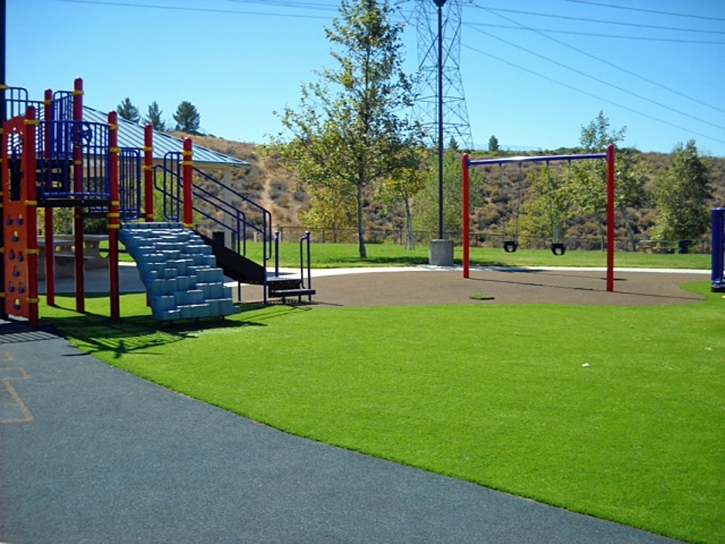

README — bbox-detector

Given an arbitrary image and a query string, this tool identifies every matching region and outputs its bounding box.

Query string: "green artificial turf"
[41,283,724,543]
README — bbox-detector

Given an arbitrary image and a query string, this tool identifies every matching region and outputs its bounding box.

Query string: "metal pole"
[436,0,446,240]
[462,153,470,278]
[606,144,616,292]
[0,0,7,319]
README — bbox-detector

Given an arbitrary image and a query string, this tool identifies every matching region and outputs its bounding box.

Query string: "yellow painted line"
[0,351,15,362]
[0,379,34,423]
[0,367,30,380]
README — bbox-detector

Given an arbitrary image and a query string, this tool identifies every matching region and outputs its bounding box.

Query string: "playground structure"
[1,79,315,326]
[712,207,724,292]
[461,145,617,291]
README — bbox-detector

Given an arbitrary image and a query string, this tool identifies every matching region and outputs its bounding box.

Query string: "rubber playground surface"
[243,266,709,308]
[42,262,710,308]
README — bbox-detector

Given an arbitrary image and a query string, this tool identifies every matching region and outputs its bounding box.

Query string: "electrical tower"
[413,0,473,151]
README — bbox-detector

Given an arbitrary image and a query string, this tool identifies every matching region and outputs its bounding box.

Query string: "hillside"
[184,133,725,244]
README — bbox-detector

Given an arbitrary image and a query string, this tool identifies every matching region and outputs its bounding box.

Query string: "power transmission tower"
[413,0,473,151]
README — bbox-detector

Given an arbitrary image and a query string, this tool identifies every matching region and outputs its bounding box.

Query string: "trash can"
[677,240,692,254]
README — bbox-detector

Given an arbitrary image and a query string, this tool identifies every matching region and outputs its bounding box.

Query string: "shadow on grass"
[329,255,430,266]
[41,294,269,360]
[326,256,515,268]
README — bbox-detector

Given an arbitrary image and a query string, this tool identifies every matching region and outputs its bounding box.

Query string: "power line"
[464,22,725,45]
[461,42,725,147]
[59,0,332,19]
[566,0,725,23]
[469,5,725,35]
[466,24,725,132]
[226,0,338,14]
[471,2,725,116]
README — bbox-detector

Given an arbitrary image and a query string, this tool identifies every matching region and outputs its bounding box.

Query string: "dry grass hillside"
[184,133,725,242]
[179,133,309,229]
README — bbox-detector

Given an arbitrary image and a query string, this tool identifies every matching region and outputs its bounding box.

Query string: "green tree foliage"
[519,165,573,243]
[569,111,647,245]
[173,101,201,134]
[145,101,167,131]
[488,135,499,153]
[414,150,483,237]
[377,149,429,249]
[270,0,425,258]
[301,182,357,241]
[117,97,140,123]
[651,140,712,240]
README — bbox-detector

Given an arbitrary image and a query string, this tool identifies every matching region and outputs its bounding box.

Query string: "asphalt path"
[0,318,685,543]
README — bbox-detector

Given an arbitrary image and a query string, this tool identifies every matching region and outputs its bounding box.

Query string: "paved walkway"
[0,318,684,543]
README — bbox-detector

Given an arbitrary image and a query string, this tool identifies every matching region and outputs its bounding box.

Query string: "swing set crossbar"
[466,152,607,168]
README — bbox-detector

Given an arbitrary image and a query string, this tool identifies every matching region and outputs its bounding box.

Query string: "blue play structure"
[712,208,725,292]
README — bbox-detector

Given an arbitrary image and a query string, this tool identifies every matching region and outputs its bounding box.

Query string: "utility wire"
[59,0,332,19]
[466,24,725,132]
[226,0,339,14]
[471,2,725,116]
[566,0,725,23]
[464,22,725,45]
[461,42,725,147]
[469,5,725,35]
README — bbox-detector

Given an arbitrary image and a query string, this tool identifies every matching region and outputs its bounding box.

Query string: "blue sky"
[7,0,725,156]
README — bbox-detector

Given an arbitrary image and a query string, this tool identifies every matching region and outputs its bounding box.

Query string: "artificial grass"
[41,284,724,544]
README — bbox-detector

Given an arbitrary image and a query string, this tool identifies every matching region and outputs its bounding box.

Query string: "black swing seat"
[551,242,567,256]
[503,240,519,253]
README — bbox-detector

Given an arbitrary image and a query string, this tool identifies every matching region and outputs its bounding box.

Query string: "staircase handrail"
[299,231,312,292]
[152,160,273,266]
[191,167,274,263]
[189,182,251,252]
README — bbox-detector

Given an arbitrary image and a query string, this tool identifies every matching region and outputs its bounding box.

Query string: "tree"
[519,165,573,243]
[145,101,167,131]
[414,150,483,237]
[651,140,712,241]
[271,0,425,258]
[301,181,357,241]
[488,135,499,153]
[569,111,647,247]
[377,148,429,249]
[117,98,140,123]
[173,101,201,134]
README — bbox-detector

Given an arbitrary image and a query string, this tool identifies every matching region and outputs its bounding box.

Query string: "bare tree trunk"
[404,196,415,250]
[620,206,637,252]
[357,183,367,258]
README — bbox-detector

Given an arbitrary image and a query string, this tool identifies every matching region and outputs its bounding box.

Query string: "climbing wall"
[2,114,39,324]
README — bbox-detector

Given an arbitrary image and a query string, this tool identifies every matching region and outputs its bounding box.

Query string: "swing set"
[461,144,616,291]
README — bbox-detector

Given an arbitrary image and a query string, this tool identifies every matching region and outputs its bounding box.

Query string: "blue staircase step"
[120,222,240,321]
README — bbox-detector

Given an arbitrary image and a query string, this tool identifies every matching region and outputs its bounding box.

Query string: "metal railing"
[153,155,274,266]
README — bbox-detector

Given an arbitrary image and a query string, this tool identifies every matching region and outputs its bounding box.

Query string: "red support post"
[72,77,85,312]
[108,112,120,321]
[144,124,154,222]
[43,89,55,306]
[25,107,39,326]
[606,144,616,292]
[182,138,193,229]
[462,153,470,279]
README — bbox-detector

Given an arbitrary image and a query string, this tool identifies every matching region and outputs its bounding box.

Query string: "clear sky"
[7,0,725,156]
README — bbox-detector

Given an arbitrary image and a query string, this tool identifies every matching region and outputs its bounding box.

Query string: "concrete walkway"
[0,320,683,543]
